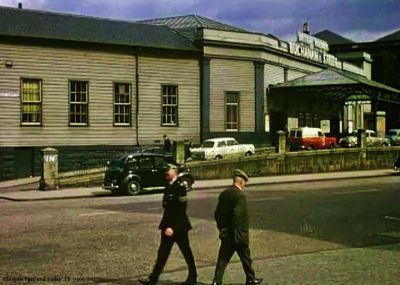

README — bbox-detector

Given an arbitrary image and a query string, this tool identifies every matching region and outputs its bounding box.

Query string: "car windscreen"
[203,141,214,148]
[110,157,125,168]
[387,131,398,136]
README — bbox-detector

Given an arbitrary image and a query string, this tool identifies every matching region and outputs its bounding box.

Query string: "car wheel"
[381,142,389,147]
[245,151,253,156]
[329,143,335,149]
[125,180,142,196]
[215,155,223,160]
[307,145,313,151]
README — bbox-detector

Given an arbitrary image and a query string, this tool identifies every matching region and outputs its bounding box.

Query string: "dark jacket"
[159,177,192,234]
[215,186,250,245]
[164,138,172,153]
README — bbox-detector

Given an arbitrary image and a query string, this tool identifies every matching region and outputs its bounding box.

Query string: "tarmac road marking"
[78,211,119,217]
[332,188,380,195]
[248,197,284,202]
[384,216,400,221]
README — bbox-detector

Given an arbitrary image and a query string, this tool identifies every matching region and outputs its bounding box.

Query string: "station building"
[314,29,400,135]
[1,6,399,180]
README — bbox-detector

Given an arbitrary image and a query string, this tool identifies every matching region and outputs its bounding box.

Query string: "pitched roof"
[138,14,248,33]
[313,30,354,45]
[273,68,400,93]
[0,6,196,51]
[376,29,400,42]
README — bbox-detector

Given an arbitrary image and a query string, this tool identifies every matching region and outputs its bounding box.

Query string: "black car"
[103,153,194,195]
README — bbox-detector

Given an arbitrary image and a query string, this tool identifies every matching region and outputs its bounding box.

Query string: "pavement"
[157,243,400,285]
[0,169,395,201]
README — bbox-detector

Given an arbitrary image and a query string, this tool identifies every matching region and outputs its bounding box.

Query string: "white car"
[190,137,255,160]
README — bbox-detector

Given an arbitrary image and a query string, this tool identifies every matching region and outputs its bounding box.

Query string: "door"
[14,148,34,178]
[318,131,326,149]
[226,139,239,156]
[152,156,169,187]
[137,156,158,188]
[270,111,287,145]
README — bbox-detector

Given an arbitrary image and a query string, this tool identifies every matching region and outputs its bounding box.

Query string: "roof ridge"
[138,14,197,22]
[194,14,247,31]
[0,5,156,27]
[376,28,400,42]
[192,14,206,27]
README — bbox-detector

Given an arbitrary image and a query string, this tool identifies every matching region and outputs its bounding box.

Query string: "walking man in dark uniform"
[212,169,263,285]
[139,164,197,285]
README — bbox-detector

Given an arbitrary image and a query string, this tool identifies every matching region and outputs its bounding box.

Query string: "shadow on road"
[85,277,237,285]
[90,186,400,251]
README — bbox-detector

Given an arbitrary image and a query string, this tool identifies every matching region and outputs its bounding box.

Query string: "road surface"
[0,176,399,284]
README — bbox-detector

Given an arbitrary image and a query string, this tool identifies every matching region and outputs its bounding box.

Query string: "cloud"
[0,0,399,42]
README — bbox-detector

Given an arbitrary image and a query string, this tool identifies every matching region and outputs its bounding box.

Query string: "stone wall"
[187,147,400,180]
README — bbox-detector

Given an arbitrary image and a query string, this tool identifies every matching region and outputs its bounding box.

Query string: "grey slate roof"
[272,68,400,94]
[376,29,400,42]
[314,30,354,45]
[138,14,248,32]
[0,6,196,51]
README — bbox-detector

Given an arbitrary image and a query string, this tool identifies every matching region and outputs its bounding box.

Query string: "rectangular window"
[161,85,178,126]
[21,79,42,125]
[114,83,131,126]
[225,92,240,131]
[69,81,88,125]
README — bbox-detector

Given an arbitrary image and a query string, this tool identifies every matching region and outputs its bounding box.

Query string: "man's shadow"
[86,277,241,285]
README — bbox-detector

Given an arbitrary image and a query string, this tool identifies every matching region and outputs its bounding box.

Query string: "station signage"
[289,32,342,68]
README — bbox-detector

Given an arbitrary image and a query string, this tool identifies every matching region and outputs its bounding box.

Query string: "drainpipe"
[135,52,140,146]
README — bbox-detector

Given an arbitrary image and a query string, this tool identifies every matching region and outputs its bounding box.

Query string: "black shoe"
[246,277,263,285]
[138,277,157,285]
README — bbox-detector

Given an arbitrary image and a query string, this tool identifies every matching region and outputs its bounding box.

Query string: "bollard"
[174,141,186,165]
[39,147,59,190]
[357,128,367,149]
[276,131,286,154]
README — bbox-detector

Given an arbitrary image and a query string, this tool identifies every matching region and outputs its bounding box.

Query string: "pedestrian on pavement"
[163,134,172,153]
[212,169,263,285]
[139,164,197,285]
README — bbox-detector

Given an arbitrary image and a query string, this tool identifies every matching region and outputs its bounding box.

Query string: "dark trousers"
[149,231,197,281]
[213,240,255,283]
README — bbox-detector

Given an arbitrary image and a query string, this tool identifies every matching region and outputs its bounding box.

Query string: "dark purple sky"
[1,0,399,42]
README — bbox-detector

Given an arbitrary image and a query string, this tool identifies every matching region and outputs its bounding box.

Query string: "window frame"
[224,91,240,132]
[113,82,132,127]
[20,78,43,126]
[161,84,179,127]
[68,80,89,126]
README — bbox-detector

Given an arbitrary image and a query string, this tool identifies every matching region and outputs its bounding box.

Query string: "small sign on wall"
[0,90,19,98]
[363,103,372,113]
[321,119,331,133]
